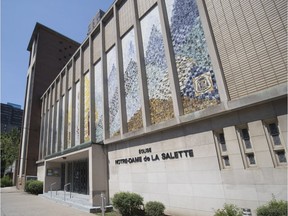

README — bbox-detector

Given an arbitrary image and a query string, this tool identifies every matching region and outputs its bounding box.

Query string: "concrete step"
[40,191,112,213]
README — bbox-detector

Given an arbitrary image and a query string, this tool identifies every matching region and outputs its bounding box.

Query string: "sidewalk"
[0,187,93,216]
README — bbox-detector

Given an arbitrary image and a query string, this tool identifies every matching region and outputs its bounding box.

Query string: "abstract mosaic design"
[55,101,60,151]
[60,95,65,151]
[50,106,54,154]
[84,72,91,142]
[140,6,174,124]
[94,61,104,142]
[67,89,72,148]
[122,29,143,132]
[107,47,120,137]
[75,82,80,145]
[165,0,220,114]
[46,109,50,155]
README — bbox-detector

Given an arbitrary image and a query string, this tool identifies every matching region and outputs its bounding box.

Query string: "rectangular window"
[236,125,256,168]
[264,119,287,166]
[214,130,230,169]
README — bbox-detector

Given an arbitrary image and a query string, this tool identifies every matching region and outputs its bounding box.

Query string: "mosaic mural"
[50,106,54,154]
[165,0,220,114]
[122,29,143,132]
[94,61,104,142]
[67,89,72,148]
[60,95,65,151]
[107,47,121,137]
[140,5,174,124]
[46,109,50,155]
[84,72,91,142]
[75,82,80,145]
[55,101,60,151]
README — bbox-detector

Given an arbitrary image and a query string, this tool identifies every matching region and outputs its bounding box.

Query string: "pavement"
[0,187,94,216]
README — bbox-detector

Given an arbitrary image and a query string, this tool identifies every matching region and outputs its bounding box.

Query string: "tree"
[0,128,21,177]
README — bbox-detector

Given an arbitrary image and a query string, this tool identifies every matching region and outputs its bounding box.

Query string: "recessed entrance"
[61,159,89,194]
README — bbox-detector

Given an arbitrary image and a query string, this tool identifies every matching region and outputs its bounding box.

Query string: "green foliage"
[145,201,165,216]
[25,180,43,195]
[0,175,13,187]
[214,203,242,216]
[0,129,20,175]
[112,192,144,216]
[25,179,33,192]
[256,197,287,216]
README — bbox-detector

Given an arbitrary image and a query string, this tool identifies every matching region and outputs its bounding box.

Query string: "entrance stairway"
[40,191,112,213]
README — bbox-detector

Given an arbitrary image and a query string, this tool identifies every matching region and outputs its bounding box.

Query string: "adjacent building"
[19,0,287,215]
[1,103,23,133]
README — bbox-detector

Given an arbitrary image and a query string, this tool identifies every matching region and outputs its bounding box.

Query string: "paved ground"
[0,187,93,216]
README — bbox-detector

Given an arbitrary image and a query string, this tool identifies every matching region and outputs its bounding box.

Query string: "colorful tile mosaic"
[84,72,91,142]
[75,81,80,145]
[107,47,121,137]
[122,28,143,132]
[94,61,104,142]
[165,0,220,114]
[141,5,174,124]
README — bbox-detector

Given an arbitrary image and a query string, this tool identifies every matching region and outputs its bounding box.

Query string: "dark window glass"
[247,153,256,165]
[219,133,227,151]
[269,123,279,136]
[219,133,225,144]
[241,128,250,140]
[272,135,281,145]
[276,151,287,163]
[223,156,230,166]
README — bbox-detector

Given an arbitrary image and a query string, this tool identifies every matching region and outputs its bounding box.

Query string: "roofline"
[27,22,81,51]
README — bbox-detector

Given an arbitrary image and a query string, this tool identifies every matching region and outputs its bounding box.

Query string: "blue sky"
[1,0,114,108]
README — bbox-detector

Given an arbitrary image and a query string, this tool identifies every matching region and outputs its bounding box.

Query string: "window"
[264,119,287,166]
[214,130,230,169]
[236,125,257,168]
[268,123,281,145]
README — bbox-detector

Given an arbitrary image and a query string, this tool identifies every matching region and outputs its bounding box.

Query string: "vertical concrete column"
[131,0,151,130]
[114,4,128,135]
[38,98,45,160]
[101,22,109,140]
[71,58,76,147]
[157,0,183,119]
[80,47,85,144]
[196,0,229,101]
[89,146,108,206]
[19,68,34,177]
[63,67,69,150]
[89,35,96,143]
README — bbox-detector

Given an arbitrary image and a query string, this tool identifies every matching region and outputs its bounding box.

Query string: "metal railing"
[50,182,56,198]
[64,183,71,201]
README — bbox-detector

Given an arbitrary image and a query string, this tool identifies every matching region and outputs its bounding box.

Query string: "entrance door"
[73,160,88,194]
[67,159,88,194]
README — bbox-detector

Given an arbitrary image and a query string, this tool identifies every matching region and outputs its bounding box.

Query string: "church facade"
[19,0,287,215]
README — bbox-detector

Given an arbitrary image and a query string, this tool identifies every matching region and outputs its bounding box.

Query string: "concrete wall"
[108,98,287,216]
[44,162,62,193]
[37,164,45,182]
